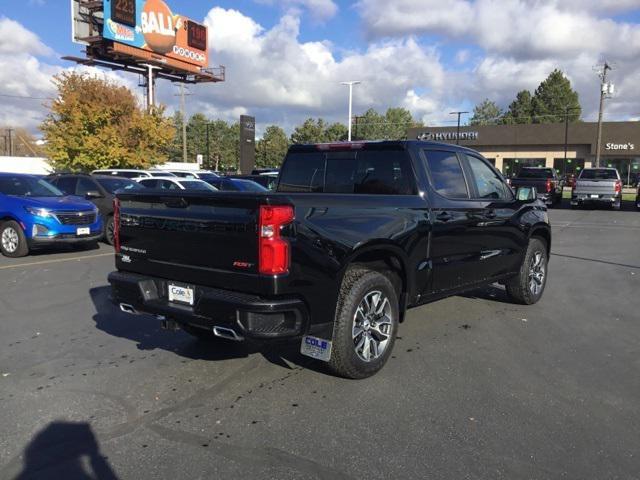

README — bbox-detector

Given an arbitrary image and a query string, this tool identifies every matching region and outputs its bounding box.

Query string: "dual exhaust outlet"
[119,303,244,341]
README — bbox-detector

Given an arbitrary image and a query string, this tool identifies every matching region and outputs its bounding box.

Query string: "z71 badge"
[300,335,332,362]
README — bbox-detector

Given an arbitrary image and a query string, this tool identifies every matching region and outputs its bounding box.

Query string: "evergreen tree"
[256,125,289,168]
[469,99,502,126]
[324,122,348,142]
[502,90,533,124]
[531,69,581,123]
[290,118,328,144]
[384,107,416,139]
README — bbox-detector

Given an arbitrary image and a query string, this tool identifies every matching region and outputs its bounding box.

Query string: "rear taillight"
[614,180,622,194]
[546,179,553,193]
[259,205,294,275]
[113,198,120,253]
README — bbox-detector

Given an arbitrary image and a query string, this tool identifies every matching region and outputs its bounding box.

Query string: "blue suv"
[0,173,103,257]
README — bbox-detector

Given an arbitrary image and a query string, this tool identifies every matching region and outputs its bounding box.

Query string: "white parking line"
[0,252,113,270]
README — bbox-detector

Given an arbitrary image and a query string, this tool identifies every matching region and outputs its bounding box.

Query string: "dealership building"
[407,121,640,184]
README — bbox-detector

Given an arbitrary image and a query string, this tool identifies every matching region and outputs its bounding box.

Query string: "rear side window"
[277,149,416,195]
[278,153,325,193]
[423,150,469,198]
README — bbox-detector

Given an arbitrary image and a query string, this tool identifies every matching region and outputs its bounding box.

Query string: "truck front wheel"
[328,267,399,379]
[505,237,548,305]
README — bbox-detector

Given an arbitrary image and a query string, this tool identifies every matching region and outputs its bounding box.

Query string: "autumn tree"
[41,72,175,172]
[469,99,502,126]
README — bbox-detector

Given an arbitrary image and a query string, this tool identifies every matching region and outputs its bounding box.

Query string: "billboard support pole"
[143,64,161,111]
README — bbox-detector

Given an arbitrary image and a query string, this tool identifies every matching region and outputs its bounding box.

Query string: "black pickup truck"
[108,141,551,378]
[509,167,563,206]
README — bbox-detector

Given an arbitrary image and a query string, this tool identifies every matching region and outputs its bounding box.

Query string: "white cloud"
[0,17,53,56]
[356,0,640,60]
[254,0,338,21]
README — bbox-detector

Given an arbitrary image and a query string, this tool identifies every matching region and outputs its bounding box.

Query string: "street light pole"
[341,81,361,141]
[449,111,469,145]
[595,62,612,168]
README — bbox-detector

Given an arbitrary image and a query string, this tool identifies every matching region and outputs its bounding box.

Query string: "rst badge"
[300,335,332,362]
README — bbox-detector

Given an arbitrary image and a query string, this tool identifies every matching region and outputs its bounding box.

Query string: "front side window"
[465,154,510,200]
[423,150,469,198]
[76,177,97,195]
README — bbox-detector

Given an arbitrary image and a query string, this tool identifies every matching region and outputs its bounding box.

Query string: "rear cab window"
[277,148,417,195]
[518,168,555,179]
[579,169,619,180]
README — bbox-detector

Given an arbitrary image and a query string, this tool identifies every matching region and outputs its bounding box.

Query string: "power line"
[0,93,54,101]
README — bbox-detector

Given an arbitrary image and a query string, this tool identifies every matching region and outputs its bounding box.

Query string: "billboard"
[102,0,208,73]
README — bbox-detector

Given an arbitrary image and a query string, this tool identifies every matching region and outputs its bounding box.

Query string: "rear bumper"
[571,194,621,205]
[108,271,309,340]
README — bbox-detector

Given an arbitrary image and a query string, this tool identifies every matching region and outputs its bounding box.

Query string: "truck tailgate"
[575,180,616,195]
[116,191,280,294]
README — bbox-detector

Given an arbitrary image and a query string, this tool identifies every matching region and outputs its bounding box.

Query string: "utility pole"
[449,111,469,145]
[141,64,161,111]
[563,107,580,176]
[594,61,613,168]
[7,128,14,156]
[341,81,361,141]
[175,84,192,162]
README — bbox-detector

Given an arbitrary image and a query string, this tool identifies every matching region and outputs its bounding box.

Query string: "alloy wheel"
[352,290,393,362]
[1,227,19,253]
[528,251,546,296]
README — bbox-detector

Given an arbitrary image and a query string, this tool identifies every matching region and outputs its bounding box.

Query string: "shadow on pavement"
[89,286,326,375]
[459,284,512,304]
[12,421,118,480]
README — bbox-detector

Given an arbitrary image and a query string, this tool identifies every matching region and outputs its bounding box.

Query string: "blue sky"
[1,0,639,133]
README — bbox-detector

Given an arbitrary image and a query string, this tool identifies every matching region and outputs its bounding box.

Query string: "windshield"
[180,181,218,191]
[580,169,618,180]
[148,171,176,177]
[96,178,144,193]
[0,176,64,197]
[518,168,554,179]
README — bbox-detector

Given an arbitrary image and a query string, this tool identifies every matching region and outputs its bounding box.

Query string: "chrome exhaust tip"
[213,326,244,342]
[119,303,138,315]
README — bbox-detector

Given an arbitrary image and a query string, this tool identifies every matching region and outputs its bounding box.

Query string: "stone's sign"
[605,142,635,151]
[417,131,479,142]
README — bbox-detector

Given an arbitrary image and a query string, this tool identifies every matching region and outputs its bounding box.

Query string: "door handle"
[485,209,497,219]
[436,211,453,222]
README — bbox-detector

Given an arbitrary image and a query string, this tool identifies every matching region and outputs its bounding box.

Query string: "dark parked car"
[109,141,551,379]
[228,174,278,190]
[47,174,142,245]
[510,167,563,206]
[204,177,268,192]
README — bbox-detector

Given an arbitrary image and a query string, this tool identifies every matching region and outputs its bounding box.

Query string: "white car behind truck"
[571,168,622,210]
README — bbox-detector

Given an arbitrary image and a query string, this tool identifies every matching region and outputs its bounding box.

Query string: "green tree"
[41,72,174,172]
[531,69,581,123]
[502,90,533,124]
[469,99,502,126]
[290,118,328,144]
[256,125,289,168]
[383,107,417,139]
[355,108,385,140]
[167,111,185,161]
[324,122,348,142]
[185,113,208,161]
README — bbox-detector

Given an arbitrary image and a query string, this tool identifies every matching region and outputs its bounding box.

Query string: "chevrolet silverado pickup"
[571,167,622,210]
[509,167,563,206]
[108,141,551,379]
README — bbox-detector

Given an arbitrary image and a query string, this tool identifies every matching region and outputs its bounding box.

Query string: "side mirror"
[516,186,537,201]
[85,190,103,199]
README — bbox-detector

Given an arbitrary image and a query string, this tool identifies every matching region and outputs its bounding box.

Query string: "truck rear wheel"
[505,237,548,305]
[328,267,399,379]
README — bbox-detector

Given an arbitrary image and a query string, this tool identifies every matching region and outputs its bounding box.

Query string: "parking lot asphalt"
[1,202,639,480]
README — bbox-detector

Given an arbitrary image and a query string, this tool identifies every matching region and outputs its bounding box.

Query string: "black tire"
[104,215,115,245]
[0,220,29,258]
[612,201,621,211]
[505,237,548,305]
[182,324,227,343]
[328,267,399,379]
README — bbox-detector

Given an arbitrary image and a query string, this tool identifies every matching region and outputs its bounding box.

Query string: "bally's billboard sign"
[417,131,479,142]
[102,0,208,71]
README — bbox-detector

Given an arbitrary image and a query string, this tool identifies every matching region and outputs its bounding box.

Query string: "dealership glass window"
[464,154,509,200]
[422,150,469,198]
[485,158,496,166]
[554,158,584,177]
[604,158,640,185]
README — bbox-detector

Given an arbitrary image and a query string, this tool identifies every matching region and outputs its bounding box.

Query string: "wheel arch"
[529,224,551,256]
[341,242,412,322]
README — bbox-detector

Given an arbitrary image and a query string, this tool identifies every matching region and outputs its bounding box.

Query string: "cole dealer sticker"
[300,336,332,362]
